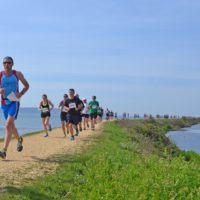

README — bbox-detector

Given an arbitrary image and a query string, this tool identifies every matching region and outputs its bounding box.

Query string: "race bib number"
[92,105,97,109]
[62,106,68,113]
[69,103,76,109]
[42,108,49,113]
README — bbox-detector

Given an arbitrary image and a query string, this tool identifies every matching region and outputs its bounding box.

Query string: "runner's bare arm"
[38,102,42,111]
[76,103,83,111]
[0,88,4,95]
[58,101,63,109]
[16,71,30,98]
[48,100,54,110]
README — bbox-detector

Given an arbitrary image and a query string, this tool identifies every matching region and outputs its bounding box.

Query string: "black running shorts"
[60,112,67,122]
[90,113,97,119]
[67,114,79,125]
[41,112,50,118]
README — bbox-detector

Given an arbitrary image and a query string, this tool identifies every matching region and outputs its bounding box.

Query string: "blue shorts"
[1,102,20,120]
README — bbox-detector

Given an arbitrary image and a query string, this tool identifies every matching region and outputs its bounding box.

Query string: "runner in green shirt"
[89,96,99,130]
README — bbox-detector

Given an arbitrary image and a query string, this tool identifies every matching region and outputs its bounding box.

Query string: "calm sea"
[0,107,61,138]
[166,124,200,153]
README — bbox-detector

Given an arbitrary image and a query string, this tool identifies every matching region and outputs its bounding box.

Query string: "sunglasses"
[3,61,12,64]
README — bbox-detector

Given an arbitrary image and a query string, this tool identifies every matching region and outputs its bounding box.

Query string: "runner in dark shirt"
[58,94,69,137]
[75,94,84,132]
[64,89,83,141]
[39,94,54,137]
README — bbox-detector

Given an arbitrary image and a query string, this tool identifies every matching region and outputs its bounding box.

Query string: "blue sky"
[0,0,200,116]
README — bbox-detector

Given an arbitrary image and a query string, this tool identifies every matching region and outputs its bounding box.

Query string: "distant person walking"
[110,111,114,120]
[58,94,69,137]
[97,107,104,122]
[105,108,110,120]
[39,94,54,137]
[89,95,99,130]
[0,56,29,159]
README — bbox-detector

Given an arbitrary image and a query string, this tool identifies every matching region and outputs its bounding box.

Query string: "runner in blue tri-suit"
[0,56,29,159]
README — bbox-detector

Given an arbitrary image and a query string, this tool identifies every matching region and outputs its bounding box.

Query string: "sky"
[0,0,200,116]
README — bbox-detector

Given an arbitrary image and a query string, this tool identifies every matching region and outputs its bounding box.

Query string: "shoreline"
[166,124,200,153]
[0,119,200,199]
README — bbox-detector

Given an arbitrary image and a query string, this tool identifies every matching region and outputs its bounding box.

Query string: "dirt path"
[0,123,102,188]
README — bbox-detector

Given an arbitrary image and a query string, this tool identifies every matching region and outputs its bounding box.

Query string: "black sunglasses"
[3,61,12,64]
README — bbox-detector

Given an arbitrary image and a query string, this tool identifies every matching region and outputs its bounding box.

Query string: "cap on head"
[3,56,14,64]
[83,98,86,101]
[92,95,96,100]
[64,94,68,98]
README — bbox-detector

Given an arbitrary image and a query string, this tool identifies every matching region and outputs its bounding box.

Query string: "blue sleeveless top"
[0,70,19,105]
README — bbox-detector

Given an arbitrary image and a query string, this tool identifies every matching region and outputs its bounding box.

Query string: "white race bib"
[69,103,76,109]
[42,108,49,113]
[92,105,97,109]
[7,92,20,102]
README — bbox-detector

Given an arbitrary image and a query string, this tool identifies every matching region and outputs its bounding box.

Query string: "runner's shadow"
[53,136,68,139]
[81,137,101,142]
[2,159,33,163]
[4,186,50,200]
[29,155,77,164]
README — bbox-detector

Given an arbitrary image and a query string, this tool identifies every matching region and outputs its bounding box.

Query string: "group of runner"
[39,90,102,141]
[105,109,117,120]
[0,56,103,159]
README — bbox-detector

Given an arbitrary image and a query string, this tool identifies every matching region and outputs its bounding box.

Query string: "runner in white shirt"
[81,98,90,130]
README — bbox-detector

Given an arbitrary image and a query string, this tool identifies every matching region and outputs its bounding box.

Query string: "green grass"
[1,119,200,200]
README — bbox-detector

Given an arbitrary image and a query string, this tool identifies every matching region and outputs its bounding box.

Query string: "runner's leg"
[42,117,48,137]
[3,116,15,151]
[82,116,86,130]
[61,121,66,136]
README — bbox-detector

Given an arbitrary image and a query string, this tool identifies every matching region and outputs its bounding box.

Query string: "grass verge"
[1,118,200,200]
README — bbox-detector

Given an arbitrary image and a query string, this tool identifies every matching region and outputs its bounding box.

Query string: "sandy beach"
[0,123,102,188]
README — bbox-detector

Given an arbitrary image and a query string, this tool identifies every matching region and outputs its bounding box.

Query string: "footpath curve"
[0,123,102,188]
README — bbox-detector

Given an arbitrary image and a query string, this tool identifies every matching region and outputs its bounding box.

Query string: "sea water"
[0,107,61,138]
[166,124,200,153]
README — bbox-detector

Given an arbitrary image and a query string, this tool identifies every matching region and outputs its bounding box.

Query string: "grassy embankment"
[1,118,200,200]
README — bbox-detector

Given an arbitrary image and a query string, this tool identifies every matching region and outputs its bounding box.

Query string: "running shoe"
[0,149,6,159]
[44,133,48,137]
[17,137,23,152]
[70,135,75,141]
[75,129,79,136]
[48,124,52,131]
